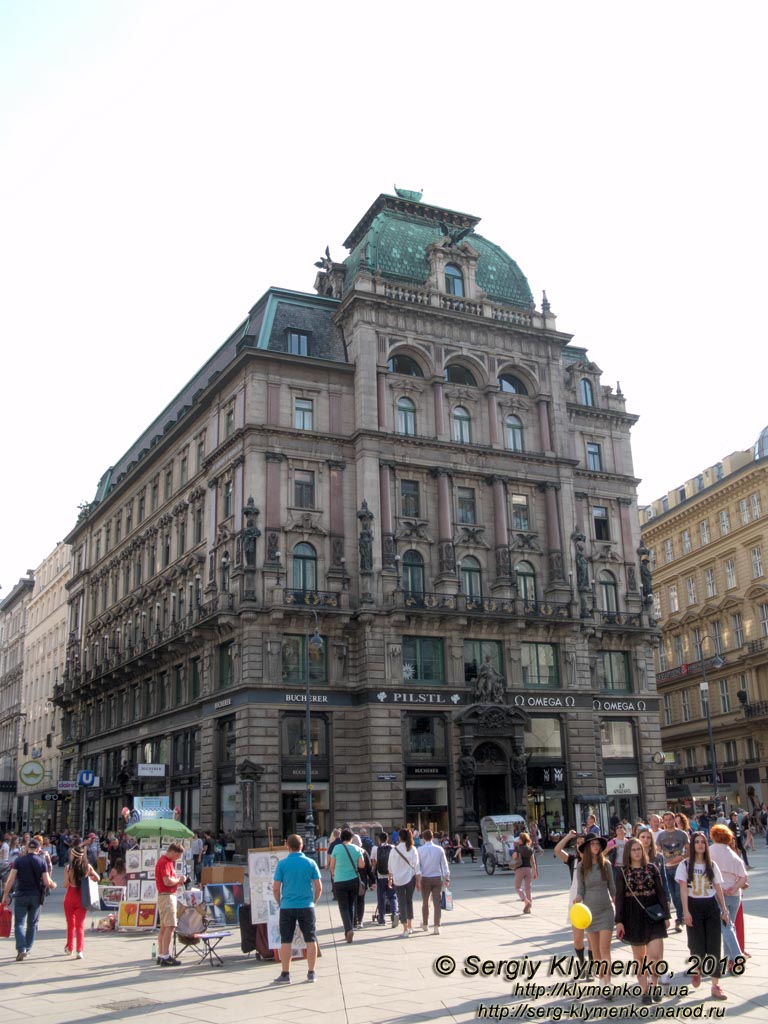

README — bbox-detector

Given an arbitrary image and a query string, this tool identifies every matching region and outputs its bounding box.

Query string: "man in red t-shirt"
[154,842,188,966]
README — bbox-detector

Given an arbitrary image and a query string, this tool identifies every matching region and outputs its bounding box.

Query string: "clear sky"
[1,0,765,595]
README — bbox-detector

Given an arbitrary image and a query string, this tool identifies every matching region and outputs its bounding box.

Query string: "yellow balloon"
[570,903,593,930]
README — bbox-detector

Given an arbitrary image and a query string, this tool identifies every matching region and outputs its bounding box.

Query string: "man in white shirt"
[190,833,204,884]
[0,834,9,863]
[417,829,450,935]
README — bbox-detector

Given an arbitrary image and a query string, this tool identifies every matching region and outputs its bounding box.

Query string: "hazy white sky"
[1,0,765,595]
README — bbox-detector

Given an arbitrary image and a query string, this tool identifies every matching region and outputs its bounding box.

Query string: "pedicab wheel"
[484,853,497,875]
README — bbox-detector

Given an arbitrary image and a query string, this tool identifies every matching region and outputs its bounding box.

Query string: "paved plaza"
[2,845,767,1024]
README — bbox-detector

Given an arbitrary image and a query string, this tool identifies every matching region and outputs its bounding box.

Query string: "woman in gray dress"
[575,836,616,991]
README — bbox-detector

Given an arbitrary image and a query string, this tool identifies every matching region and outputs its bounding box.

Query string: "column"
[266,382,281,426]
[487,475,511,580]
[537,482,567,587]
[485,387,499,446]
[377,372,389,430]
[328,460,346,568]
[432,377,446,439]
[431,468,455,575]
[537,398,553,453]
[379,462,396,568]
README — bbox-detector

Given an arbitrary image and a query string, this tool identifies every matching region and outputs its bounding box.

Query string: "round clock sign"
[19,761,45,787]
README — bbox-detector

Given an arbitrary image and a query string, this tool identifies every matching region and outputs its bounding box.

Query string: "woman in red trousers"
[64,841,100,959]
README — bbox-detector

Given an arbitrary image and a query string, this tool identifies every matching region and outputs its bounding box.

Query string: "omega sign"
[513,695,576,709]
[593,698,647,712]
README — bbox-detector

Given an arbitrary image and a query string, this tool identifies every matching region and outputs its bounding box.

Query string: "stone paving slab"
[2,846,768,1023]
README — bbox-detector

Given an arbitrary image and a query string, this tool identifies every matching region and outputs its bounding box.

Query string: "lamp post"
[303,609,324,861]
[698,634,725,816]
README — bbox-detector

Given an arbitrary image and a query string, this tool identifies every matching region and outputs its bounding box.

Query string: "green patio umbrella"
[125,818,194,840]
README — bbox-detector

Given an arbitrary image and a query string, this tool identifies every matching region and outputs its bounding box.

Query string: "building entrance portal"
[475,773,508,818]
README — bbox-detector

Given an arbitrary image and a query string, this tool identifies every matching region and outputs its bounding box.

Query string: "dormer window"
[444,263,464,297]
[288,331,309,356]
[580,378,594,406]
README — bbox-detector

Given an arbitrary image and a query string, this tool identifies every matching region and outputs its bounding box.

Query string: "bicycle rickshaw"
[480,814,526,874]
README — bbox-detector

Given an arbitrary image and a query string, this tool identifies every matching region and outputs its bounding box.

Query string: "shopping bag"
[0,904,12,938]
[81,877,101,911]
[440,889,453,911]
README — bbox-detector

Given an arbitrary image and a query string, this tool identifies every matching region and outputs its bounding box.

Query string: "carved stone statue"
[243,497,261,567]
[459,746,478,823]
[474,655,505,703]
[638,544,653,600]
[573,531,589,591]
[357,500,374,573]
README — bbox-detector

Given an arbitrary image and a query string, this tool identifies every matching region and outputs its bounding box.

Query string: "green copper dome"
[343,196,534,309]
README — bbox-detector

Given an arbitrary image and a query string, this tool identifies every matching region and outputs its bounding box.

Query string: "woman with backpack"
[64,841,100,959]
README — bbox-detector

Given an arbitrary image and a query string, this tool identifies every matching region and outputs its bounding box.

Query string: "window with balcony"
[724,558,737,589]
[294,397,313,430]
[401,479,420,518]
[292,542,317,592]
[597,651,631,691]
[516,560,537,602]
[593,505,610,540]
[599,570,619,613]
[521,642,559,688]
[402,549,425,596]
[402,636,444,684]
[397,396,417,435]
[463,639,504,688]
[674,635,684,665]
[658,643,667,672]
[745,736,759,762]
[457,486,476,524]
[444,263,464,297]
[692,627,703,662]
[294,470,315,508]
[452,406,472,443]
[722,739,737,766]
[505,415,524,451]
[460,555,482,597]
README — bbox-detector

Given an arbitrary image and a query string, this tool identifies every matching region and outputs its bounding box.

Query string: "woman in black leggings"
[675,833,729,1000]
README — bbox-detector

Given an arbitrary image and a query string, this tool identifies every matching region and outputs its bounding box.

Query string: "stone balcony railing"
[380,281,537,328]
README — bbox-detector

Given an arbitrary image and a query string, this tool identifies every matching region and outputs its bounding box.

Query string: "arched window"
[460,555,482,598]
[444,363,477,386]
[599,570,618,613]
[397,396,417,436]
[388,354,424,377]
[444,263,464,297]
[402,550,425,595]
[580,378,594,406]
[292,542,317,592]
[516,561,537,602]
[452,406,472,443]
[499,373,528,395]
[505,414,524,452]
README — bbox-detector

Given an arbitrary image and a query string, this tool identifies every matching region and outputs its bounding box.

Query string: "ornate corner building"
[55,191,663,846]
[640,430,768,816]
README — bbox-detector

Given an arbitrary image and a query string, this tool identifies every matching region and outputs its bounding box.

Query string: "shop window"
[600,719,636,759]
[527,717,563,758]
[405,715,447,758]
[282,715,327,757]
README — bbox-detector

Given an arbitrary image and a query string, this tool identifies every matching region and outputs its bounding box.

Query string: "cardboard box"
[201,865,245,885]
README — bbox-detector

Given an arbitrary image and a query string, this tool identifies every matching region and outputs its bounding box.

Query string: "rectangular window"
[105,525,111,553]
[668,584,678,613]
[282,635,328,684]
[681,689,691,722]
[401,636,445,684]
[406,715,447,758]
[520,642,559,688]
[723,739,737,766]
[197,438,205,472]
[600,719,636,759]
[223,479,233,518]
[225,407,235,437]
[180,456,188,485]
[686,576,697,605]
[760,604,768,638]
[457,487,477,524]
[711,620,723,655]
[115,515,122,544]
[739,498,750,526]
[195,506,203,544]
[288,331,309,356]
[648,548,656,570]
[674,635,684,665]
[165,468,173,500]
[138,494,146,523]
[586,442,602,472]
[732,613,744,648]
[178,519,186,556]
[217,717,237,765]
[463,640,504,687]
[596,651,631,691]
[174,665,184,705]
[401,480,420,518]
[685,748,696,769]
[692,627,703,662]
[219,642,235,690]
[151,478,159,512]
[700,520,710,545]
[751,546,764,578]
[705,567,716,597]
[190,657,201,699]
[294,470,315,508]
[719,679,730,714]
[724,558,736,589]
[653,593,661,620]
[294,397,314,430]
[719,509,730,536]
[746,736,759,761]
[511,493,529,531]
[125,503,133,534]
[593,505,610,540]
[664,539,674,563]
[663,694,672,727]
[681,529,691,554]
[658,643,667,671]
[661,496,669,513]
[751,492,761,519]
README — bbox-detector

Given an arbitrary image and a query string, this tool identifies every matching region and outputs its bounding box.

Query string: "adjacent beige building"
[56,191,663,848]
[640,428,768,816]
[0,572,35,831]
[17,543,70,832]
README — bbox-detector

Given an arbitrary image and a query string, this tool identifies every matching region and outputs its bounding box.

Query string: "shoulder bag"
[82,874,101,911]
[621,868,666,923]
[342,844,367,897]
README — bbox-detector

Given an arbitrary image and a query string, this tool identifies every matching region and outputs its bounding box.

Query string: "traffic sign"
[78,770,96,787]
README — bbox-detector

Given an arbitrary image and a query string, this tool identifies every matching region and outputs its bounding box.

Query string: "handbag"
[81,875,101,911]
[0,904,11,939]
[622,869,667,923]
[440,889,454,912]
[341,843,367,896]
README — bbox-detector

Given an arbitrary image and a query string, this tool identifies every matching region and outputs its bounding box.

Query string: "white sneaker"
[76,952,84,960]
[433,927,440,935]
[421,924,429,931]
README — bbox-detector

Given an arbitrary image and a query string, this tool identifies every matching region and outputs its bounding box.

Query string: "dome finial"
[541,290,551,314]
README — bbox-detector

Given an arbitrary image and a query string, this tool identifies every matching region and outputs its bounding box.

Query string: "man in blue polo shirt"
[272,834,322,984]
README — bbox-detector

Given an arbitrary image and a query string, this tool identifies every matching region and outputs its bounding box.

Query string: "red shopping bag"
[0,904,12,939]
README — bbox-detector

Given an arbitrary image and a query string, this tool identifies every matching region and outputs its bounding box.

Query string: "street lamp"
[698,634,725,816]
[304,609,324,861]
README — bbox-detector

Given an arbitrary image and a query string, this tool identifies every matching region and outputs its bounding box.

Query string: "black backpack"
[376,843,392,876]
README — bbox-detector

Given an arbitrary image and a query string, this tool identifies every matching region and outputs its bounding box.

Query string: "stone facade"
[0,572,35,831]
[55,193,663,846]
[640,437,768,817]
